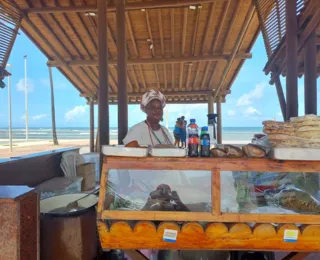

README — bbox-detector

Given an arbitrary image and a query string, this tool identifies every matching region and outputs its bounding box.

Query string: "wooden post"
[98,0,109,149]
[285,0,298,120]
[217,97,222,144]
[274,75,287,121]
[208,95,214,114]
[116,0,128,144]
[304,30,317,115]
[48,66,58,145]
[90,99,94,152]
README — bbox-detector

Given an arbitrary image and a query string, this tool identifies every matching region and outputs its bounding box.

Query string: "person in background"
[173,118,182,147]
[180,116,187,148]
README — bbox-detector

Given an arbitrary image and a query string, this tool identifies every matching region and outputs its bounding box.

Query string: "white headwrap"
[140,89,166,113]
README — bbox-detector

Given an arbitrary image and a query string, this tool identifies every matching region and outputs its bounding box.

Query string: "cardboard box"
[77,163,96,191]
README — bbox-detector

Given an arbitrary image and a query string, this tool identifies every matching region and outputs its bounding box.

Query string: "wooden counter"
[97,156,320,252]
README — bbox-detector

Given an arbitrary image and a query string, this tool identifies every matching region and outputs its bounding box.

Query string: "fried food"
[242,144,266,158]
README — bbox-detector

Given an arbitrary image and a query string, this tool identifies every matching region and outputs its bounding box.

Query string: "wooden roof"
[255,0,320,84]
[1,0,260,104]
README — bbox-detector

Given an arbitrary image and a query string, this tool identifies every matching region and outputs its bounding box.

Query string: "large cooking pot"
[40,193,98,260]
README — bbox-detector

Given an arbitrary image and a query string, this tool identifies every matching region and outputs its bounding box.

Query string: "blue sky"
[0,31,319,128]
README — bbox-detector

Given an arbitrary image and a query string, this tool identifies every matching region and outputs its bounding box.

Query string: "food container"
[269,148,320,161]
[149,147,187,157]
[35,177,83,199]
[102,145,148,157]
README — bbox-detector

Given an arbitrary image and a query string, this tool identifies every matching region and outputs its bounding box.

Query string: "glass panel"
[221,171,320,214]
[104,169,211,212]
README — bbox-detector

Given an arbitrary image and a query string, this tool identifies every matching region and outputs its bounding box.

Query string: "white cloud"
[227,110,236,116]
[236,82,266,106]
[16,78,35,92]
[244,106,262,117]
[32,114,47,120]
[39,78,67,90]
[20,114,26,120]
[65,105,88,121]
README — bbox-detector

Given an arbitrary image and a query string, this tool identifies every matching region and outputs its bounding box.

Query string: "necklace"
[145,121,171,146]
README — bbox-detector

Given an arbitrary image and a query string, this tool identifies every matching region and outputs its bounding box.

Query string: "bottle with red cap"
[187,119,199,157]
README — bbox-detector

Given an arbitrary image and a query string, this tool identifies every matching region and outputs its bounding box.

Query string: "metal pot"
[40,193,98,260]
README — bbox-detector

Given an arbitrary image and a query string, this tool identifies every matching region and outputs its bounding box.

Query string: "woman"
[123,89,173,146]
[173,118,182,147]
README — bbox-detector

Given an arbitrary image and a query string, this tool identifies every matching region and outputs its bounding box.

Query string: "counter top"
[0,186,34,200]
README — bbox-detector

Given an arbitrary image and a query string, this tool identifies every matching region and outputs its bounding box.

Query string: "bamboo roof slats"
[0,0,21,76]
[255,0,320,81]
[3,0,260,104]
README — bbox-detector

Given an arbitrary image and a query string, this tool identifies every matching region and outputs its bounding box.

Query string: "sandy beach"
[0,138,248,158]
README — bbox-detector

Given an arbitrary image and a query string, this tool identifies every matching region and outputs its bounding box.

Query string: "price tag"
[163,229,178,242]
[284,229,298,242]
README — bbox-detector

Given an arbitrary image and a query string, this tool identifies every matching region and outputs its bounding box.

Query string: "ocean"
[0,127,263,145]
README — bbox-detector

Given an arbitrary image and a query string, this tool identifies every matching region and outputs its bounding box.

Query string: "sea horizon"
[0,126,263,145]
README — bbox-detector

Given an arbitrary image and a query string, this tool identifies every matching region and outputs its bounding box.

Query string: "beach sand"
[0,139,248,158]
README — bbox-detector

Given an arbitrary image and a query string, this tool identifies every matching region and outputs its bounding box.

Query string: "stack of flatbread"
[263,115,320,148]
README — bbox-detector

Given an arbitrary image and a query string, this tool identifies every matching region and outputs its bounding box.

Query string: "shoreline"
[0,139,249,158]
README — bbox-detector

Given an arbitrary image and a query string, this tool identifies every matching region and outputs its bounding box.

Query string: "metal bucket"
[40,193,98,260]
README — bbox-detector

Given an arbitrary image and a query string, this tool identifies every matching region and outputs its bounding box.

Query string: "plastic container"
[187,119,199,157]
[35,177,83,200]
[102,145,148,157]
[200,126,210,157]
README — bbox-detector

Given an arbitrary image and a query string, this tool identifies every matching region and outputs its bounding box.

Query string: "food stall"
[96,115,320,259]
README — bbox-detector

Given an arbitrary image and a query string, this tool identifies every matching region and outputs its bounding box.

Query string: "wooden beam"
[116,0,128,145]
[125,12,146,91]
[171,9,175,89]
[193,2,216,90]
[81,90,231,98]
[285,0,298,120]
[47,54,251,67]
[89,99,94,152]
[180,7,189,90]
[304,30,317,115]
[90,98,226,105]
[213,4,255,101]
[23,0,220,14]
[21,12,91,93]
[97,0,109,150]
[145,10,161,89]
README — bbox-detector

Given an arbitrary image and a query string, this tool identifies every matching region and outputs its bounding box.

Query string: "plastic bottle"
[187,119,199,157]
[207,114,217,148]
[200,126,210,157]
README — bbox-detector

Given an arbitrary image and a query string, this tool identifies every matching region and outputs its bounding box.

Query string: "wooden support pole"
[48,66,58,145]
[304,30,317,115]
[217,97,222,144]
[285,0,298,120]
[208,95,214,114]
[98,0,109,150]
[274,75,287,121]
[116,0,128,145]
[90,99,94,152]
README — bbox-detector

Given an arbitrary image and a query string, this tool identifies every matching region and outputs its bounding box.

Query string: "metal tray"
[149,147,187,157]
[269,148,320,161]
[102,145,148,157]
